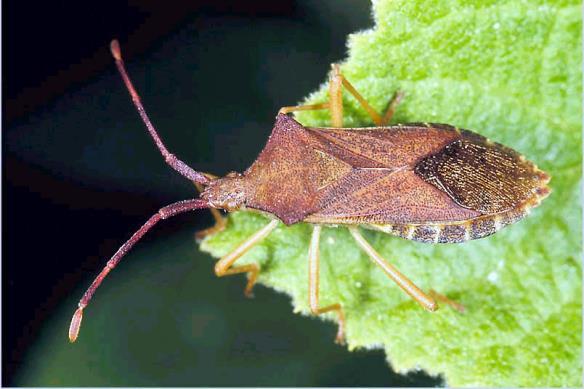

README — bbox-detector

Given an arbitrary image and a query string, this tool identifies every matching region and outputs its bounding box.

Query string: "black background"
[4,1,440,385]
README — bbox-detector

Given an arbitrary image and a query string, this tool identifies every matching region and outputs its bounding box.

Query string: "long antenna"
[110,39,210,185]
[69,199,210,342]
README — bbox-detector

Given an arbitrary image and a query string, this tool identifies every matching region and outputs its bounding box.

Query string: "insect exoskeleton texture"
[69,41,550,345]
[209,114,550,240]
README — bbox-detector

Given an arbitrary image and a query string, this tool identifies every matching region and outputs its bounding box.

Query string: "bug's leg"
[69,198,210,342]
[308,225,346,344]
[214,219,279,297]
[348,227,437,312]
[278,103,330,115]
[379,91,405,126]
[334,64,404,126]
[277,64,345,127]
[279,65,403,128]
[333,64,383,126]
[429,289,466,313]
[193,182,226,240]
[329,64,344,127]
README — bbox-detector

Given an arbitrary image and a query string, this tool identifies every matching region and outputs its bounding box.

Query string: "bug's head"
[200,172,247,211]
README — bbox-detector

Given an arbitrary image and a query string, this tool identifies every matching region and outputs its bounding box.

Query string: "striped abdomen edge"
[368,185,550,244]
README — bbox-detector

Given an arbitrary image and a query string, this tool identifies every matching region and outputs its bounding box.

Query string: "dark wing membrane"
[414,130,549,214]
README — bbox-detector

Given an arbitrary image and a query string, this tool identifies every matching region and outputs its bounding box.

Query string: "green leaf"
[201,0,582,386]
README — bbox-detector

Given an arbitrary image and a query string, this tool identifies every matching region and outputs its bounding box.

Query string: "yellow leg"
[338,69,381,126]
[279,103,329,115]
[329,65,344,127]
[339,69,404,126]
[214,219,279,297]
[308,225,346,344]
[194,182,227,239]
[278,64,403,128]
[429,289,466,313]
[348,227,437,312]
[379,91,405,126]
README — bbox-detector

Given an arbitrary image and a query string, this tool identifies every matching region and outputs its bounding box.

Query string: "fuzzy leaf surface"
[201,0,582,386]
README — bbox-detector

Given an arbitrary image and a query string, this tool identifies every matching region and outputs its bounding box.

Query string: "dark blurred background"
[4,1,440,386]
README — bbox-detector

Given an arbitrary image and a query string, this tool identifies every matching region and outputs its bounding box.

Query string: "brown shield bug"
[69,40,550,344]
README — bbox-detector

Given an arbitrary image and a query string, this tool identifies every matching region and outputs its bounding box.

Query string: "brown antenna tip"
[68,307,84,343]
[110,39,122,61]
